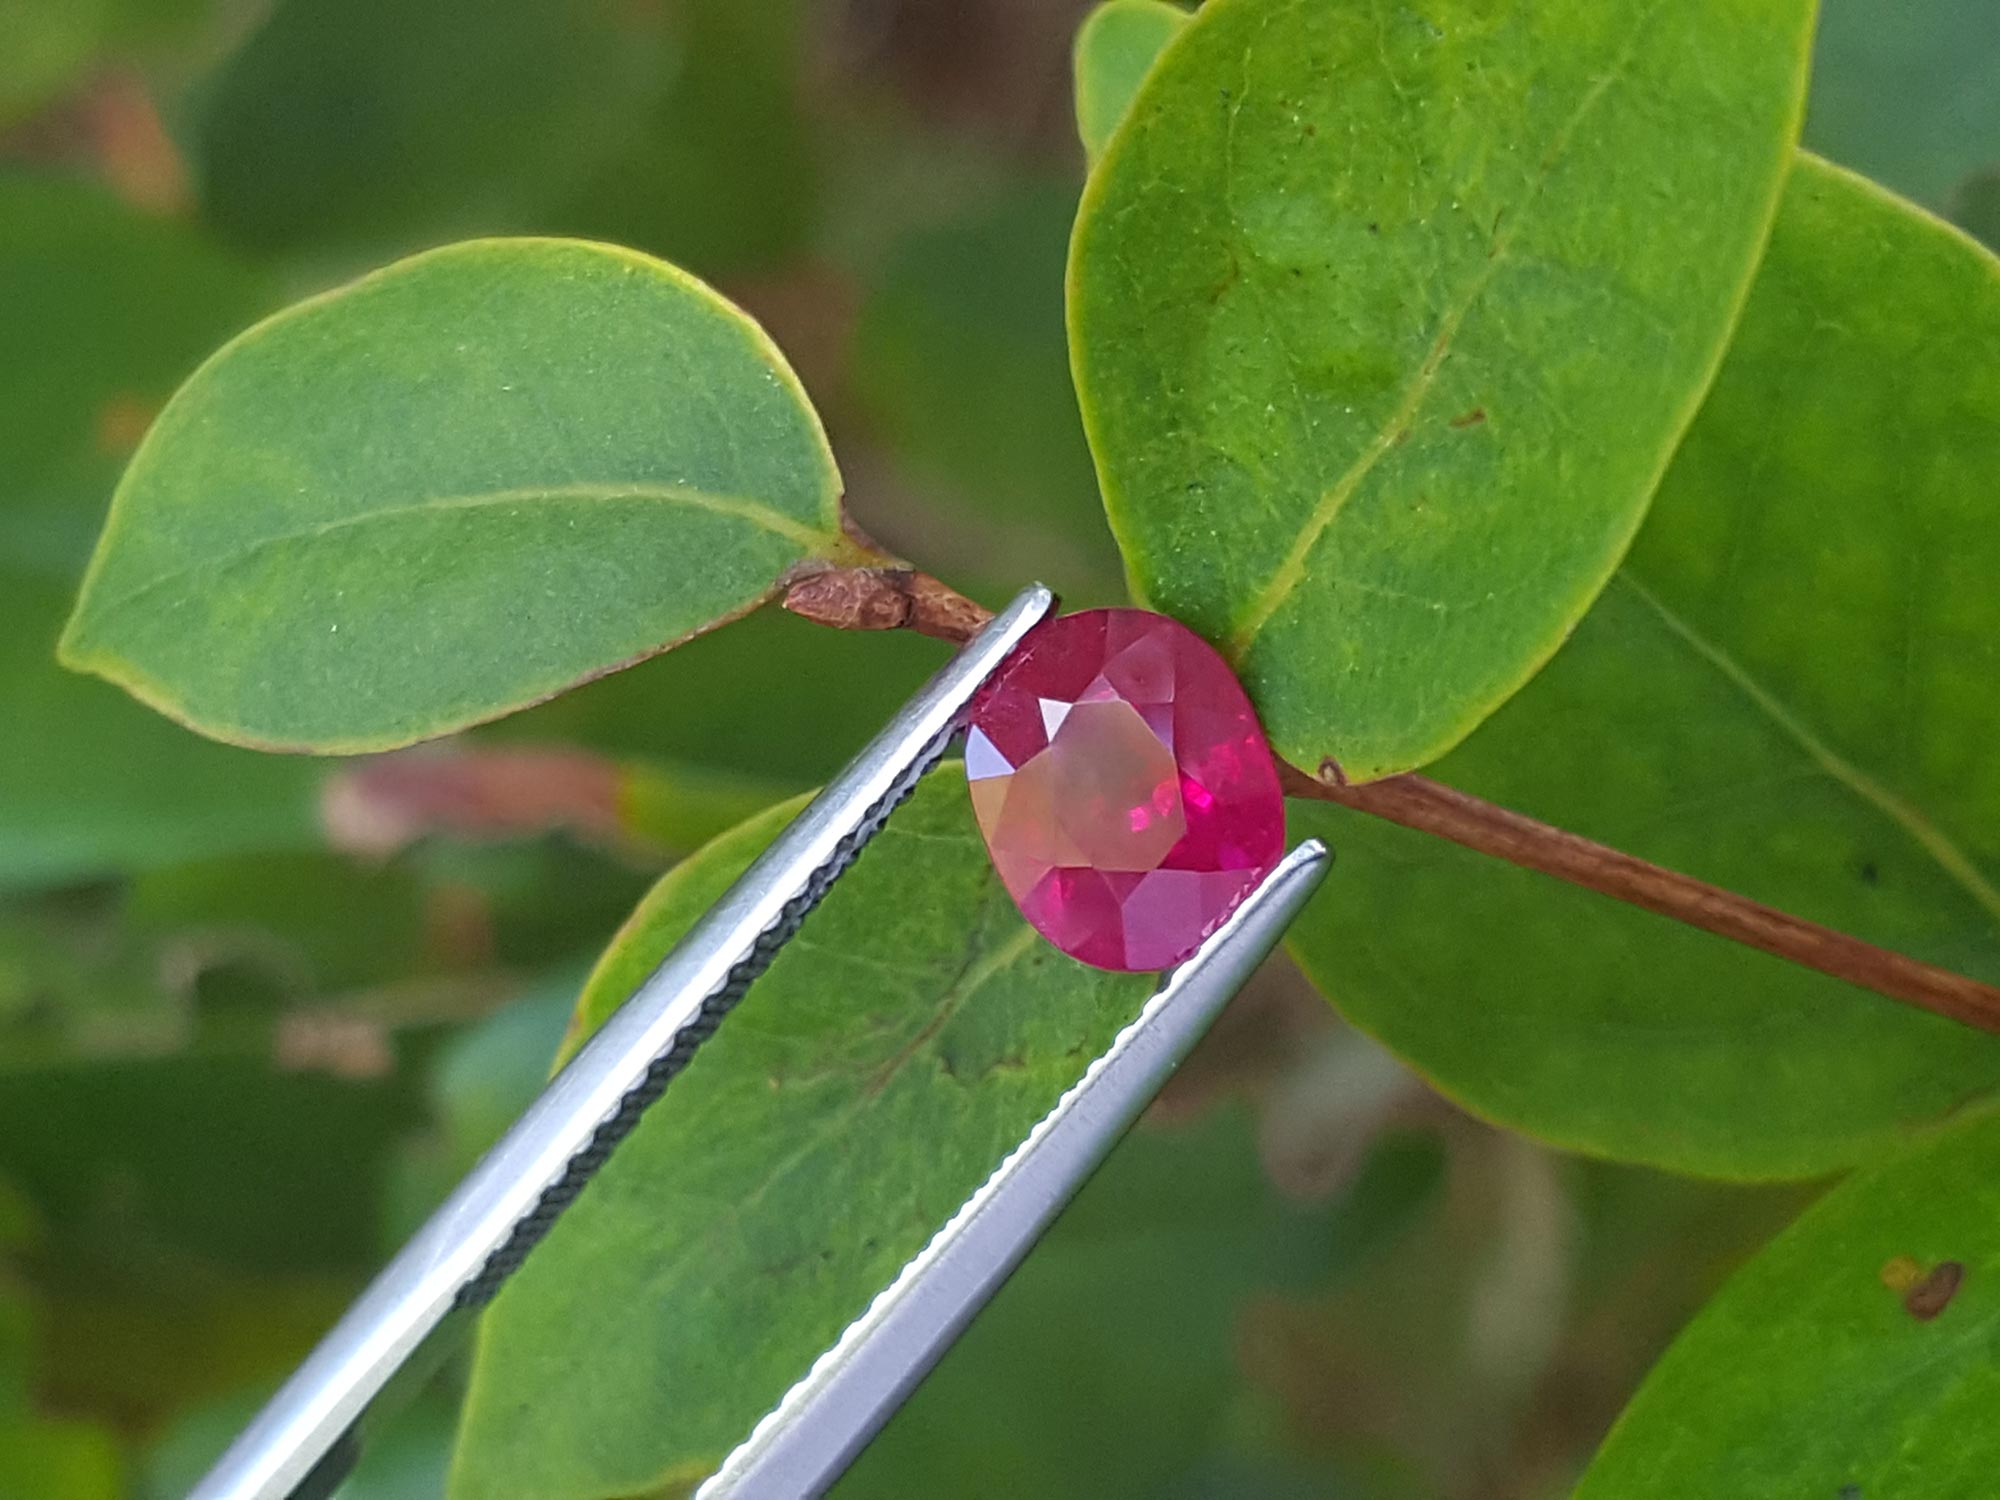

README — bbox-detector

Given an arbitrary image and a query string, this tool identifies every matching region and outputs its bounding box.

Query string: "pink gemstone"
[965,608,1286,971]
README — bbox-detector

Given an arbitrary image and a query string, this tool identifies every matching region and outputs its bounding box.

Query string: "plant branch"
[1279,764,2000,1036]
[785,564,2000,1037]
[782,563,991,642]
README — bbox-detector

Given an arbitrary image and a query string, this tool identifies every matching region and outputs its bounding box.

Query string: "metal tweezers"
[191,584,1331,1500]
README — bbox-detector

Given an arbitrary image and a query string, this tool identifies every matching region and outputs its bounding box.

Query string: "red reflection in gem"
[965,609,1285,971]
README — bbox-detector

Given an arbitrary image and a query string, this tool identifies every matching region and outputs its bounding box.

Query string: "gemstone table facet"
[965,608,1286,971]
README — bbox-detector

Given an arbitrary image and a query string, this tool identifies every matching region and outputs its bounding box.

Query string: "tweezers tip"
[1015,582,1058,622]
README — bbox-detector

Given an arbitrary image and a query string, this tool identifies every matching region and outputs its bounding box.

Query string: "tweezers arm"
[696,838,1332,1500]
[189,584,1055,1500]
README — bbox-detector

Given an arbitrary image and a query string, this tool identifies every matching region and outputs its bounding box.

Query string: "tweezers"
[190,583,1331,1500]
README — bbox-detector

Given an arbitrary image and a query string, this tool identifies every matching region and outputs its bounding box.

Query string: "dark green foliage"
[3,0,1997,1495]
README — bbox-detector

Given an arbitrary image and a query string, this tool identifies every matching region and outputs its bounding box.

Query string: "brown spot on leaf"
[1904,1260,1964,1321]
[1449,407,1487,429]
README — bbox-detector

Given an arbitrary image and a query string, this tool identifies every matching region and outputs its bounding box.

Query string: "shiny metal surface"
[696,839,1332,1500]
[188,585,1056,1500]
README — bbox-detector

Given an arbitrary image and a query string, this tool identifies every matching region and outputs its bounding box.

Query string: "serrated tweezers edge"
[697,838,1332,1500]
[188,585,1057,1500]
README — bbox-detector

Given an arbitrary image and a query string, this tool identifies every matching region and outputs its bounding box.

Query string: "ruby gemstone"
[964,607,1286,972]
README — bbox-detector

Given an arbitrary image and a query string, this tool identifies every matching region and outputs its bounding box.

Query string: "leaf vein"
[1224,0,1669,659]
[1618,571,2000,925]
[71,482,837,640]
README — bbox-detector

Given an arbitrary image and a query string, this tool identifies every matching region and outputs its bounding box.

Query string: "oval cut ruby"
[964,608,1286,971]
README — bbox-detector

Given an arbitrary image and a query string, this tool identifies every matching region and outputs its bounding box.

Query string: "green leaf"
[0,179,316,887]
[44,1270,354,1432]
[1072,1,1187,167]
[1805,0,2000,210]
[60,237,861,753]
[125,850,431,996]
[0,0,109,127]
[0,1052,420,1272]
[850,181,1126,601]
[1288,156,2000,1178]
[0,1294,29,1420]
[0,0,218,127]
[431,987,577,1145]
[1,566,318,890]
[383,972,579,1243]
[489,604,946,787]
[1069,0,1815,783]
[196,0,815,274]
[617,757,789,856]
[452,770,1156,1499]
[0,1179,37,1258]
[838,1108,1433,1498]
[0,175,271,580]
[146,1383,459,1500]
[0,1415,122,1500]
[0,902,182,1069]
[1576,1108,2000,1496]
[194,0,672,257]
[547,0,819,276]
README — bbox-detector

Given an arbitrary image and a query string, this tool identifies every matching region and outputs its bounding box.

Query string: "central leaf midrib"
[1618,571,2000,926]
[76,481,840,638]
[1223,1,1667,660]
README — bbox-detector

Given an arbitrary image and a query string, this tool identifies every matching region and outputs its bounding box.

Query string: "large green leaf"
[60,237,863,752]
[1069,0,1815,783]
[1071,0,1187,166]
[1577,1108,2000,1496]
[1289,156,2000,1179]
[452,770,1157,1499]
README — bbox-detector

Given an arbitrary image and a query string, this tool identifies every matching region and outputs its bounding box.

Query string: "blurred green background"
[0,0,1992,1495]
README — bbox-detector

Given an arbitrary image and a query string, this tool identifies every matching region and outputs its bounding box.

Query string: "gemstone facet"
[965,608,1285,971]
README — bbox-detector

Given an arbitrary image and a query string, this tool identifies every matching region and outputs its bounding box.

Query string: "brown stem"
[786,567,2000,1036]
[1281,765,2000,1036]
[782,564,994,643]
